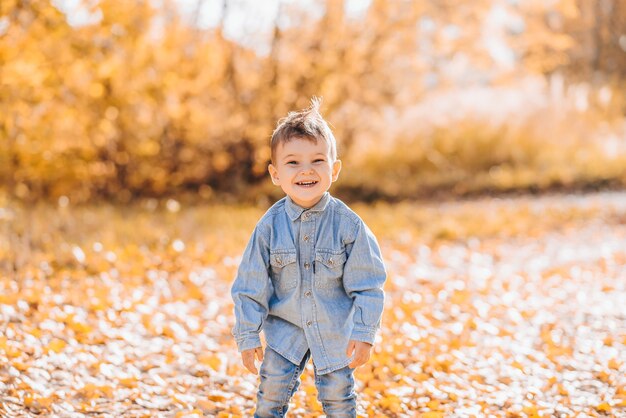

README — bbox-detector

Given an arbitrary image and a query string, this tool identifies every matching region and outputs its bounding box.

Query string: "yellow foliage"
[23,394,53,411]
[197,353,221,371]
[421,412,445,418]
[119,377,138,388]
[366,379,387,392]
[608,358,621,370]
[175,410,204,418]
[1,0,624,204]
[46,338,67,354]
[595,402,612,413]
[426,400,440,410]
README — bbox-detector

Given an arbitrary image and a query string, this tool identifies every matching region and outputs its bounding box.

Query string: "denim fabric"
[231,192,387,375]
[255,346,356,418]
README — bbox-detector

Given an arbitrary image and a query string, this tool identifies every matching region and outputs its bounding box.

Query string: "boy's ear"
[268,163,280,185]
[331,159,342,182]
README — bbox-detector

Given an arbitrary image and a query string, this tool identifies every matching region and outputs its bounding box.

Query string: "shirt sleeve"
[230,223,272,352]
[342,219,387,345]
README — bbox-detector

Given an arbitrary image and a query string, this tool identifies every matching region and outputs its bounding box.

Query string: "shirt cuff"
[350,325,377,345]
[236,334,262,352]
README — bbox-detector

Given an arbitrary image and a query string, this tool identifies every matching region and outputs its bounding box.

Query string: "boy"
[231,98,387,417]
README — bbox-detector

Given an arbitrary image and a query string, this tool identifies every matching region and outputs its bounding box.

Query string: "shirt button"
[306,321,312,327]
[305,290,312,297]
[303,235,310,242]
[304,262,311,269]
[304,213,310,219]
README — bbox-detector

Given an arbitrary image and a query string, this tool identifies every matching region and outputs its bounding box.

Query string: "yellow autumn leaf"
[175,410,203,418]
[198,353,221,371]
[46,338,66,354]
[119,377,138,388]
[421,412,445,418]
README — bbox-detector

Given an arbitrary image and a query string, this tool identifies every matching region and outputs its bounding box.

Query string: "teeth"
[298,181,316,185]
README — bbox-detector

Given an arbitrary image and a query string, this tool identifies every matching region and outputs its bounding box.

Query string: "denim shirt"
[230,192,387,375]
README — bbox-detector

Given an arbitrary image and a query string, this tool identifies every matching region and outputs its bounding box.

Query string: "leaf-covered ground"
[1,192,625,417]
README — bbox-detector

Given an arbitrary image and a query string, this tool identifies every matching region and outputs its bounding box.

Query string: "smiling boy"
[231,98,387,417]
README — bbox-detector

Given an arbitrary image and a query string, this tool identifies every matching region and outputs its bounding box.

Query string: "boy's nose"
[300,165,314,174]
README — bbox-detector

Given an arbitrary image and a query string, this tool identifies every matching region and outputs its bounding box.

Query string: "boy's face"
[268,137,342,208]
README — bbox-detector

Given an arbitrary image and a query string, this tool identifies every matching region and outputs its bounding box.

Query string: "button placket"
[301,212,315,328]
[301,214,314,276]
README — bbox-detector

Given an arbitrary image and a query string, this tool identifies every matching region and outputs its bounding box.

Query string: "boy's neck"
[289,193,327,210]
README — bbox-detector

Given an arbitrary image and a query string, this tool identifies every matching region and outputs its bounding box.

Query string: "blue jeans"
[255,346,356,418]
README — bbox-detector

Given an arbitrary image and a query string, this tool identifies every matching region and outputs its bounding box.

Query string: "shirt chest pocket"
[314,249,347,289]
[269,250,298,290]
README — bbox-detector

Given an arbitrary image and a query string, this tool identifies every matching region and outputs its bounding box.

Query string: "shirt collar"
[285,192,331,221]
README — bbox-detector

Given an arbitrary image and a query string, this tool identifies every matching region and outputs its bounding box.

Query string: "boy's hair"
[270,97,337,164]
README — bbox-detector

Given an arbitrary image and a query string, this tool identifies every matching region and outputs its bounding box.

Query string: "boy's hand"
[241,346,264,374]
[346,340,372,369]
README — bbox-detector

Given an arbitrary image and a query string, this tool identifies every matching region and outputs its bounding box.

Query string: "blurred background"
[1,0,625,205]
[2,3,626,416]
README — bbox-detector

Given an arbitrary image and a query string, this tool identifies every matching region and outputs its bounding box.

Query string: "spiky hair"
[270,97,337,164]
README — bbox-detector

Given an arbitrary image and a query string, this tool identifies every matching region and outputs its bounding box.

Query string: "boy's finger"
[243,358,258,374]
[346,341,355,356]
[348,355,357,368]
[356,347,370,362]
[242,352,255,373]
[256,347,264,362]
[351,351,370,368]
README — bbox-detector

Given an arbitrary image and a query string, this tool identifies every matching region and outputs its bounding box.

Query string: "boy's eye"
[314,159,325,163]
[286,161,297,165]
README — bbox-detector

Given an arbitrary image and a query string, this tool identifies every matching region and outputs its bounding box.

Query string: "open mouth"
[296,180,318,188]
